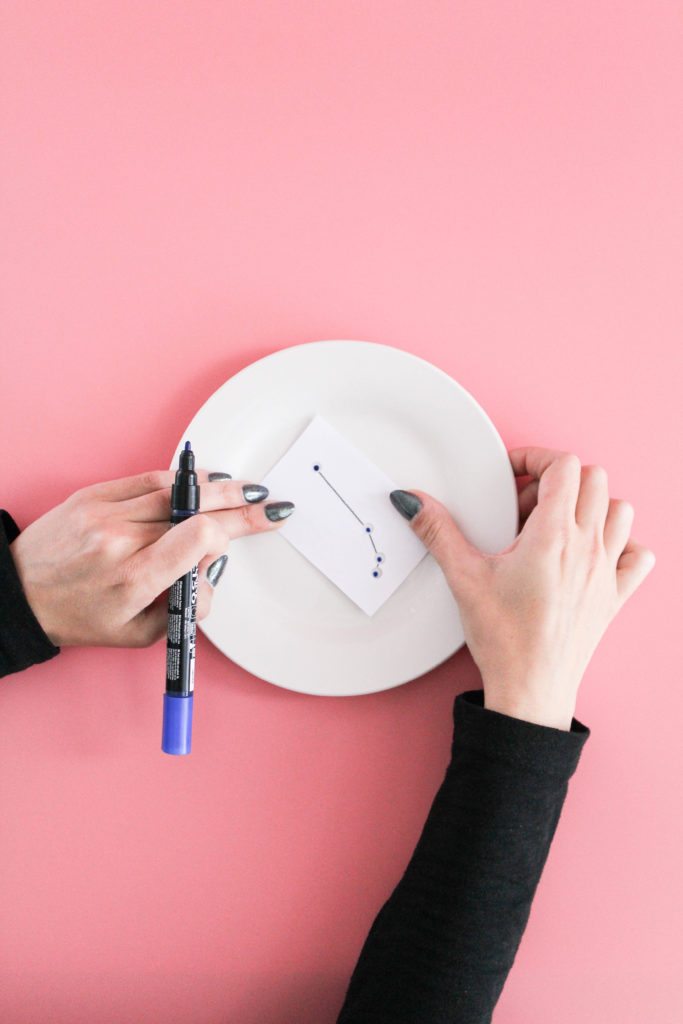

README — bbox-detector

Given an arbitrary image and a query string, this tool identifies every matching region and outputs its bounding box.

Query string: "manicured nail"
[207,554,228,587]
[390,490,422,520]
[265,501,295,522]
[242,484,269,503]
[208,472,232,482]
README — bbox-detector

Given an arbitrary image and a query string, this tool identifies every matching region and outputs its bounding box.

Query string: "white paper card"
[259,415,428,615]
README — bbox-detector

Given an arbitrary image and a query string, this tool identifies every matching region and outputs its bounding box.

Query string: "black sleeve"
[336,688,590,1024]
[0,509,61,677]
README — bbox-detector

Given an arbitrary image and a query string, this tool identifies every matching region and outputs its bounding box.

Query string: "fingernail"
[242,484,269,503]
[265,501,295,522]
[208,472,232,482]
[390,490,422,521]
[207,554,228,587]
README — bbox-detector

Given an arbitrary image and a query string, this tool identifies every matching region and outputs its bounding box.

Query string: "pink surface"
[1,2,681,1022]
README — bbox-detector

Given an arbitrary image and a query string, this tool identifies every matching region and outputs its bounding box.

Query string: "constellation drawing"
[313,463,385,578]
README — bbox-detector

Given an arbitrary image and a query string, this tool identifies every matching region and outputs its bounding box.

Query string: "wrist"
[9,540,62,647]
[482,683,576,731]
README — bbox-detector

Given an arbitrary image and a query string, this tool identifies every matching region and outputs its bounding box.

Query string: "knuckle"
[558,452,582,475]
[118,557,137,589]
[68,496,95,531]
[583,463,608,485]
[617,499,635,521]
[85,525,109,554]
[219,481,234,505]
[417,510,446,552]
[117,555,145,597]
[66,487,88,507]
[636,542,655,566]
[83,520,129,564]
[91,520,123,555]
[140,470,167,492]
[239,503,255,530]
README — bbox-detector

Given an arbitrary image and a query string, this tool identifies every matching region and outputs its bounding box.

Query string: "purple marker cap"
[161,693,193,756]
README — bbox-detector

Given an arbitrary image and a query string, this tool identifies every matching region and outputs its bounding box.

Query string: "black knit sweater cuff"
[453,689,590,781]
[1,509,61,676]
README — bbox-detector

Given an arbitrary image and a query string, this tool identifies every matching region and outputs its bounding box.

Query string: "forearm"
[0,510,61,677]
[336,689,589,1024]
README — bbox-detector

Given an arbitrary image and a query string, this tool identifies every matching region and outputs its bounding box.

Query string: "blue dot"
[366,526,371,532]
[377,556,382,562]
[313,464,320,471]
[372,571,379,577]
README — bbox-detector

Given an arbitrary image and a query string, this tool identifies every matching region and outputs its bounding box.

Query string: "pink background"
[1,2,681,1022]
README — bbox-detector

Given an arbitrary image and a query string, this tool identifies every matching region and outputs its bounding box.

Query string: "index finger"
[76,468,213,504]
[507,447,582,530]
[508,447,573,480]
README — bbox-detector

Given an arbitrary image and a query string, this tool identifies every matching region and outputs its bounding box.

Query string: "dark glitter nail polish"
[265,501,295,522]
[390,490,423,520]
[208,472,232,482]
[207,554,228,587]
[242,484,269,503]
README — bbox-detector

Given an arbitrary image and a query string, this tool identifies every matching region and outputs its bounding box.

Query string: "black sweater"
[0,509,590,1023]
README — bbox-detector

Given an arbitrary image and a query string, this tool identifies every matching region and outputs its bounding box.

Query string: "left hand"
[9,469,291,648]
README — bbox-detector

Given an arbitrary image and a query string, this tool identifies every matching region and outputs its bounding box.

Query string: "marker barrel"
[165,535,198,696]
[162,443,200,756]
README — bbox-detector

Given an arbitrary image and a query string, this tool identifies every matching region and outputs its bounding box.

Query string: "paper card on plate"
[259,415,428,615]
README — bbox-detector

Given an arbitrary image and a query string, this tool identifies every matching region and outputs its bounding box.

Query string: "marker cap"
[161,693,193,755]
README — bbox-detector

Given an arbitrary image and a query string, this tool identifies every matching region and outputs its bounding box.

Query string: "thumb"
[389,489,481,589]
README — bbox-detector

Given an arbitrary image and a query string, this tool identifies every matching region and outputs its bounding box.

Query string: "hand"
[391,448,656,730]
[9,470,294,649]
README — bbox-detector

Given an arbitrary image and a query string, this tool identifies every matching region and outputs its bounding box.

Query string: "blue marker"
[162,441,199,755]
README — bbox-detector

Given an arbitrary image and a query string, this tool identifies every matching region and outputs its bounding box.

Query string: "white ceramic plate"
[171,340,518,696]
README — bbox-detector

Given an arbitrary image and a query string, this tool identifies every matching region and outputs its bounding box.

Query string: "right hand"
[395,448,656,730]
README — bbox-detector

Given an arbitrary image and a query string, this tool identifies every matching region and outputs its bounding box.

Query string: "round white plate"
[171,340,518,696]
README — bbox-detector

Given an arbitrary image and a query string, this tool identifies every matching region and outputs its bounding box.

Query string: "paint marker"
[162,441,200,755]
